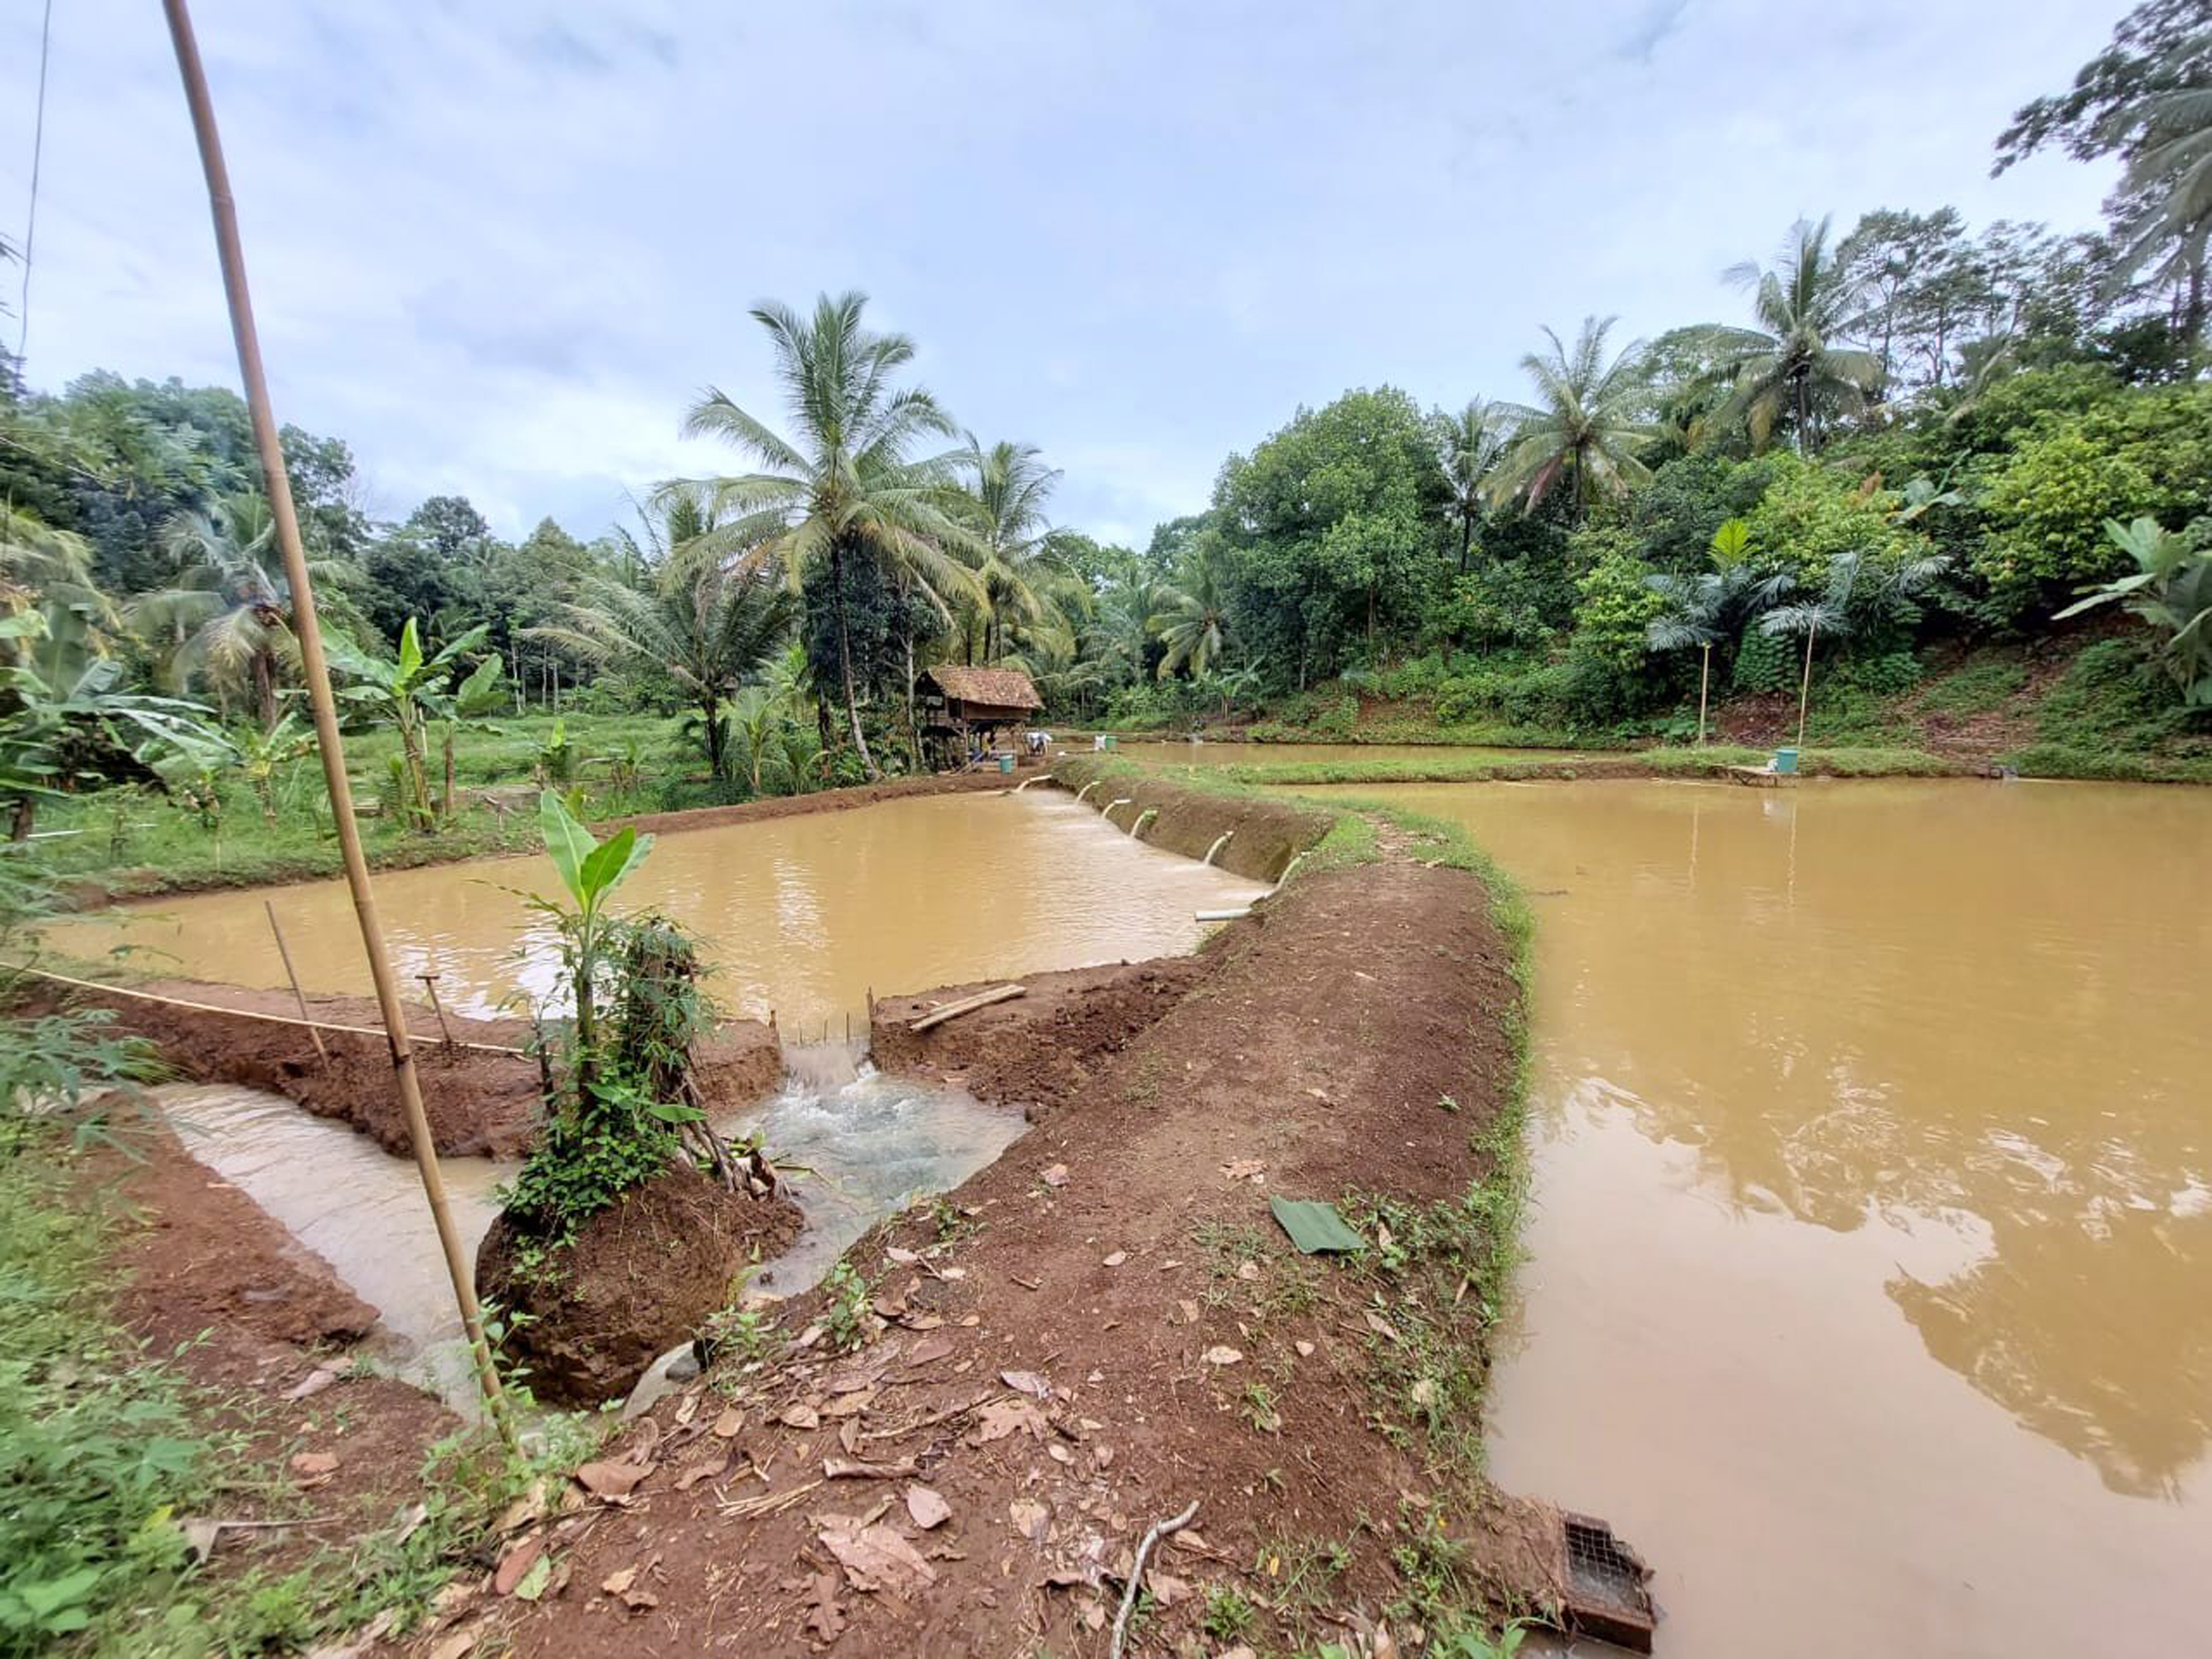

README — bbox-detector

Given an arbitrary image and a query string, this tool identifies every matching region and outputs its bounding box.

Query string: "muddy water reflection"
[1304,778,2211,1657]
[61,793,1266,1030]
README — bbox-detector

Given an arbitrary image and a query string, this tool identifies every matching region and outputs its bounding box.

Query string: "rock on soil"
[474,1165,800,1408]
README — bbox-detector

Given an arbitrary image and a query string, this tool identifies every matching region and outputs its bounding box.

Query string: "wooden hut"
[918,665,1043,767]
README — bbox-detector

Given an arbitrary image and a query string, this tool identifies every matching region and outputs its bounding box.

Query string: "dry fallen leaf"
[1008,1497,1050,1544]
[427,1633,477,1659]
[818,1515,937,1600]
[600,1567,638,1596]
[1235,1260,1262,1282]
[674,1454,730,1491]
[283,1368,338,1402]
[822,1389,877,1418]
[574,1460,653,1499]
[974,1397,1048,1443]
[780,1404,822,1431]
[1220,1159,1266,1183]
[906,1335,955,1366]
[905,1484,952,1530]
[1364,1311,1402,1341]
[886,1246,921,1264]
[493,1536,543,1596]
[1000,1369,1051,1399]
[712,1407,745,1439]
[289,1451,339,1478]
[1176,1299,1201,1326]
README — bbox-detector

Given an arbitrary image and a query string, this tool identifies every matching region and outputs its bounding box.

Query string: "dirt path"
[421,842,1544,1657]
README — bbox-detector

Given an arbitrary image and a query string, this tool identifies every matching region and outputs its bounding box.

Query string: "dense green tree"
[1209,387,1450,687]
[1997,1,2212,340]
[1437,400,1510,572]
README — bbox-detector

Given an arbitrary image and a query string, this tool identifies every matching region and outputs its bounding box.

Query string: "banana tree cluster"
[324,618,504,831]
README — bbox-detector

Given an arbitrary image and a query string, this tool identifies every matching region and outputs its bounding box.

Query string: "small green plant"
[821,1262,872,1353]
[1240,1381,1281,1433]
[1202,1584,1257,1642]
[324,619,504,832]
[1437,1092,1461,1113]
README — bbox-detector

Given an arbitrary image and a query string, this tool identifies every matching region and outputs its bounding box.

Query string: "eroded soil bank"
[46,980,780,1158]
[443,783,1568,1657]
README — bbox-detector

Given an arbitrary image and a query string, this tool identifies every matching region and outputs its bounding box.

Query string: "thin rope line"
[16,0,55,367]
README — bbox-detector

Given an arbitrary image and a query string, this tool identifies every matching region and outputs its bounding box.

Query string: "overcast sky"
[2,1,2120,549]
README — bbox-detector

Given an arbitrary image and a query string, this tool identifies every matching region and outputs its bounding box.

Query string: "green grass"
[29,713,754,899]
[0,1116,600,1657]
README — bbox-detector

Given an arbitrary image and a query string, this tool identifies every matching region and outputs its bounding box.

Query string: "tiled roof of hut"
[925,665,1043,710]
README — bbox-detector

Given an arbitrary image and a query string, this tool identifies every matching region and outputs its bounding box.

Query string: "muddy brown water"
[1300,777,2211,1657]
[52,791,1268,1032]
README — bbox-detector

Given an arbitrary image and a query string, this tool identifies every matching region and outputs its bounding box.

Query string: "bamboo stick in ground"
[163,0,508,1437]
[263,901,328,1066]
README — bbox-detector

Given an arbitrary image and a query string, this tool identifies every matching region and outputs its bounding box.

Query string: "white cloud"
[1,0,2121,544]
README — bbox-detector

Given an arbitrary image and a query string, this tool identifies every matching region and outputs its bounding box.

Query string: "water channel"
[1302,776,2210,1657]
[119,791,1263,1403]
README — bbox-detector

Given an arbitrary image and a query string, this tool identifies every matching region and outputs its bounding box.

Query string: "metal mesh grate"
[1564,1518,1646,1615]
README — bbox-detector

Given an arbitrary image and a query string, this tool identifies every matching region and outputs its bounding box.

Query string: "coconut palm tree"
[531,534,799,784]
[126,493,333,728]
[1760,545,1950,749]
[1711,217,1884,453]
[2111,75,2212,342]
[1151,546,1232,680]
[664,292,979,779]
[1488,318,1660,521]
[952,436,1077,665]
[1440,400,1510,572]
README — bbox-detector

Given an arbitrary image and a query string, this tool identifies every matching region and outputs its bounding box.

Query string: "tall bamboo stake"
[162,0,508,1434]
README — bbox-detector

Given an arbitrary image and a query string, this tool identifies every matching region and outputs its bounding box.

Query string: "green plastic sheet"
[1269,1195,1365,1254]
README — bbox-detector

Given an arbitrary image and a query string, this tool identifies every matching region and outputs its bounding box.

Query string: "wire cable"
[17,0,56,366]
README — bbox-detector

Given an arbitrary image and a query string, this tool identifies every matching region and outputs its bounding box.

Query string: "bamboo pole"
[262,901,328,1065]
[162,0,508,1433]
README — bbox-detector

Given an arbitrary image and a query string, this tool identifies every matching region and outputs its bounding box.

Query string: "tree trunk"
[703,693,726,781]
[1796,622,1816,751]
[1697,643,1711,746]
[441,723,455,825]
[902,631,922,769]
[1457,510,1471,575]
[253,648,276,730]
[829,542,878,779]
[10,796,33,843]
[1795,374,1811,455]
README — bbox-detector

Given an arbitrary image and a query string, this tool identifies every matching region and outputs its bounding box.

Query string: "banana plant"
[537,789,654,1099]
[0,606,223,840]
[323,619,503,831]
[2056,518,2212,708]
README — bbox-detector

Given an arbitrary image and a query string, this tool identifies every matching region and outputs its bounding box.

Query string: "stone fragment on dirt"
[284,1366,339,1401]
[1221,1158,1266,1183]
[905,1484,952,1530]
[1101,1250,1127,1267]
[818,1515,937,1599]
[1041,1162,1069,1187]
[289,1450,339,1484]
[1176,1298,1201,1325]
[1202,1345,1243,1366]
[426,1632,477,1659]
